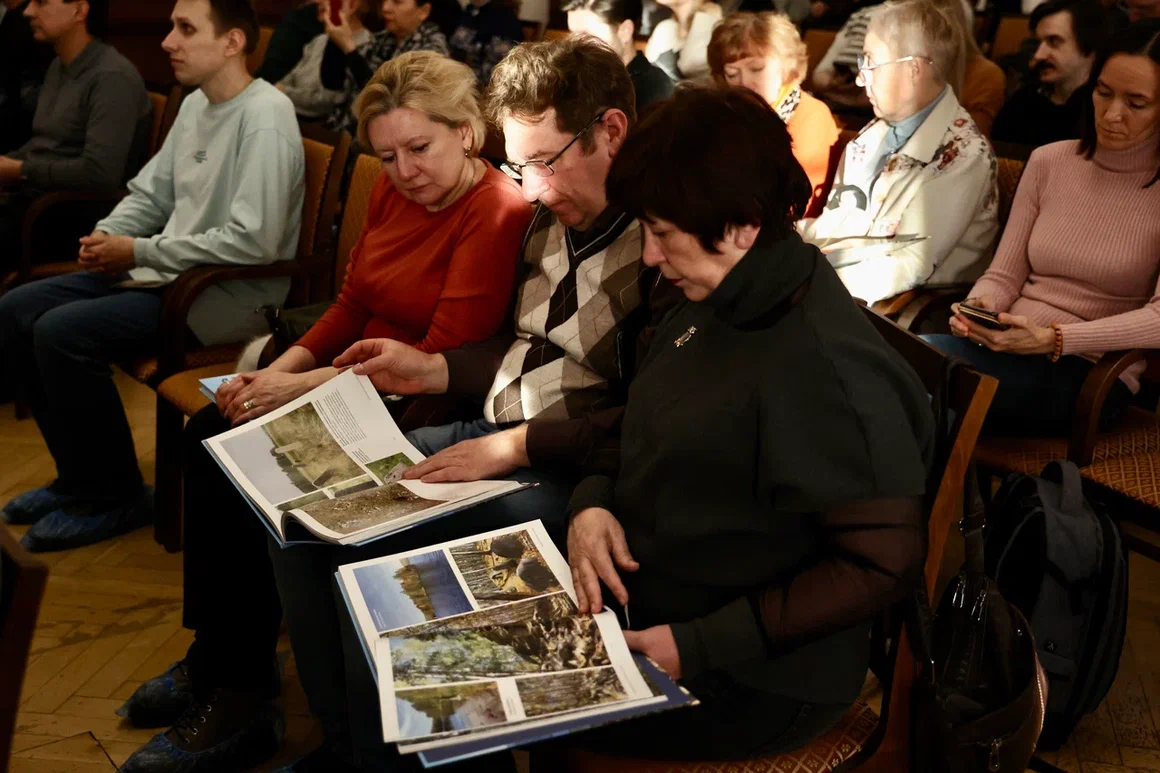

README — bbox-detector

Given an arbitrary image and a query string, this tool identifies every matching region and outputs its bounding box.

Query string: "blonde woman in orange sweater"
[708,12,841,216]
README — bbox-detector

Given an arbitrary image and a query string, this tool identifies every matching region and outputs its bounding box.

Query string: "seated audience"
[799,0,998,305]
[0,0,54,154]
[448,0,524,84]
[557,84,932,763]
[320,0,450,136]
[934,0,1005,136]
[254,0,325,83]
[565,0,675,111]
[277,0,378,119]
[0,0,151,268]
[264,38,676,770]
[645,0,723,81]
[926,20,1160,436]
[992,0,1112,147]
[708,11,841,215]
[0,0,305,551]
[116,52,534,773]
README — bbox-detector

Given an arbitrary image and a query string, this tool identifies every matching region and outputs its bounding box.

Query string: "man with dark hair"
[565,0,674,111]
[0,0,54,154]
[0,0,303,563]
[0,0,150,269]
[992,0,1111,147]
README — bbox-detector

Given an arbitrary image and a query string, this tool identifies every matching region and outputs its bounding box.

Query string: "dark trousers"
[268,418,575,771]
[923,335,1132,436]
[181,404,283,695]
[0,272,161,500]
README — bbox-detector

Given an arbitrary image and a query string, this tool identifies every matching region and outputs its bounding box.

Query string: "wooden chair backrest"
[990,15,1030,61]
[543,28,569,41]
[996,156,1027,233]
[0,526,49,768]
[334,154,384,293]
[854,307,997,770]
[805,28,838,81]
[521,19,543,41]
[247,25,276,74]
[288,132,350,306]
[146,84,184,157]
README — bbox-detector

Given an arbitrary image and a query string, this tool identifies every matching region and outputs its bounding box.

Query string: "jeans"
[268,418,575,770]
[922,335,1131,437]
[0,272,162,500]
[181,405,283,695]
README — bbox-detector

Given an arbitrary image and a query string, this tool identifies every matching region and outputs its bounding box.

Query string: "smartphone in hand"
[957,302,1010,331]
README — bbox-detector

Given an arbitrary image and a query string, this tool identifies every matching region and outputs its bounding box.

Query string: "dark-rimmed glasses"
[501,110,607,182]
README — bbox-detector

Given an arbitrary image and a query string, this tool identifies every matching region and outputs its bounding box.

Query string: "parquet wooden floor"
[4,371,1160,772]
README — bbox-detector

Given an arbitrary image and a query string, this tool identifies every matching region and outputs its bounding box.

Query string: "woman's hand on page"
[568,507,639,615]
[624,625,681,679]
[333,339,449,395]
[403,426,529,483]
[224,370,319,426]
[215,371,257,416]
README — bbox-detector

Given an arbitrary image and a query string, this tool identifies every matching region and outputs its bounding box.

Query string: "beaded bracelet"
[1049,323,1063,362]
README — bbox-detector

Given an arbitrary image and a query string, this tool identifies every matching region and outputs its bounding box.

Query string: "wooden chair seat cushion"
[157,363,237,418]
[1083,452,1160,508]
[121,344,243,386]
[974,407,1160,475]
[559,699,878,773]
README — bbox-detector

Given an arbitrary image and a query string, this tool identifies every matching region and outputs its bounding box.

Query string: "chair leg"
[153,395,185,553]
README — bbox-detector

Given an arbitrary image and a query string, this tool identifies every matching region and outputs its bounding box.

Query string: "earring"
[463,147,470,157]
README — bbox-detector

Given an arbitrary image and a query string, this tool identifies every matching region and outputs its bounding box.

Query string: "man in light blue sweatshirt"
[0,0,306,553]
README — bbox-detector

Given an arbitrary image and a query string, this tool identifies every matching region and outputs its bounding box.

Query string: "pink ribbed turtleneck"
[970,132,1160,391]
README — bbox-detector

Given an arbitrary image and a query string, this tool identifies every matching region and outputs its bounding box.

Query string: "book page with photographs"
[335,521,665,747]
[203,369,527,546]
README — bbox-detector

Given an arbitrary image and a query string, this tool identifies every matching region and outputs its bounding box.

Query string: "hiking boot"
[273,738,362,772]
[21,486,153,552]
[117,661,196,728]
[1,485,84,526]
[119,688,283,773]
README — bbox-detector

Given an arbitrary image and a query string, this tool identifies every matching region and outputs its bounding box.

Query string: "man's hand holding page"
[333,338,449,395]
[403,425,530,483]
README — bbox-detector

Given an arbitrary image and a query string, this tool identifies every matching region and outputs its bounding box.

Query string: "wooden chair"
[544,28,569,41]
[146,133,351,552]
[246,25,276,74]
[989,15,1031,61]
[521,19,544,41]
[538,308,998,773]
[4,83,185,290]
[0,525,49,769]
[149,145,366,552]
[805,28,838,82]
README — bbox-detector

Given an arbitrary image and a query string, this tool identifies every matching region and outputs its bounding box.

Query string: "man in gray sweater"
[0,0,305,553]
[0,0,151,268]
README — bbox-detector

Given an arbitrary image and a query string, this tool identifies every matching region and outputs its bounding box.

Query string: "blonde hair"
[868,0,967,94]
[355,52,486,155]
[707,12,809,86]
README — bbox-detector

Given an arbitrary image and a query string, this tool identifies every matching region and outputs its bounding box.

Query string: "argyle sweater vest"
[484,207,645,426]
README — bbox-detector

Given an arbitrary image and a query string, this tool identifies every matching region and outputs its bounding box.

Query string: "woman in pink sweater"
[926,19,1160,435]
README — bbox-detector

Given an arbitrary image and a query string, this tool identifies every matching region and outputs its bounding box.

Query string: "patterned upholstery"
[157,363,236,418]
[560,699,879,773]
[1084,452,1160,508]
[996,157,1026,231]
[335,154,382,283]
[974,407,1160,476]
[121,344,243,386]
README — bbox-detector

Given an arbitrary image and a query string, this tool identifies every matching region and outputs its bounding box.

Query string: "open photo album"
[335,520,697,766]
[202,369,531,547]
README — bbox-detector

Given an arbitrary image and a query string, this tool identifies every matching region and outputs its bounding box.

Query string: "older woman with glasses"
[798,0,998,306]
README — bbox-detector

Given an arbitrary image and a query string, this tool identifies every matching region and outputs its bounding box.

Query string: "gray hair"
[867,0,966,93]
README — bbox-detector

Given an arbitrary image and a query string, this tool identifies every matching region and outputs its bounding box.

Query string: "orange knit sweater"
[962,55,1006,138]
[790,90,842,218]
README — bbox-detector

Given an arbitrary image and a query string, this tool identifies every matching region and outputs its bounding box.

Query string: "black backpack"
[983,460,1129,749]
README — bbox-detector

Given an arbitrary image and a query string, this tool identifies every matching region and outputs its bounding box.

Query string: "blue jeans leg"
[922,334,1130,437]
[0,273,161,498]
[269,419,575,770]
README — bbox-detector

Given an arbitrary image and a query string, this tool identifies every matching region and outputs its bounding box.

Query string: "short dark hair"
[1078,17,1160,185]
[208,0,260,54]
[561,0,642,32]
[1030,0,1112,56]
[606,86,811,252]
[62,0,108,37]
[485,37,637,148]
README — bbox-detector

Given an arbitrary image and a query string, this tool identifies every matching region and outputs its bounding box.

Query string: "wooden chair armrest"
[895,285,973,332]
[871,290,919,318]
[1068,348,1147,466]
[156,255,330,378]
[20,190,127,280]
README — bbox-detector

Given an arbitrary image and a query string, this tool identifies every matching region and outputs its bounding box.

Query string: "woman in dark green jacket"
[566,85,936,759]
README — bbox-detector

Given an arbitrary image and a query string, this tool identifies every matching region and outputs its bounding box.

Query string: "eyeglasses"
[856,54,932,76]
[501,110,607,182]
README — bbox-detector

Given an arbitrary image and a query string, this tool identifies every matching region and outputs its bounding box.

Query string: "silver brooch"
[674,326,697,347]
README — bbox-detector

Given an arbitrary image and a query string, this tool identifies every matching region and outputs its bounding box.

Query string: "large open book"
[203,369,530,547]
[336,520,697,766]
